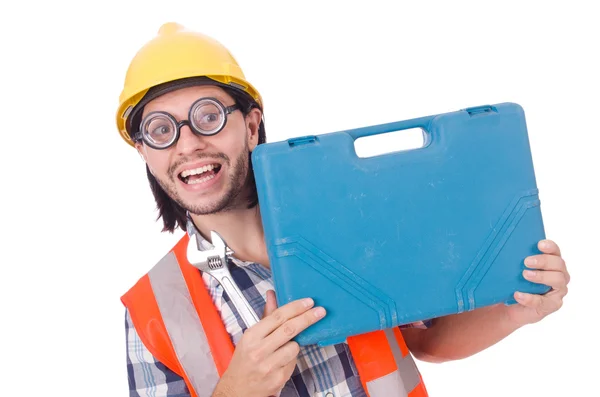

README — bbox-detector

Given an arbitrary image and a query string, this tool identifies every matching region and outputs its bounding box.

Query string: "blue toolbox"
[251,102,548,346]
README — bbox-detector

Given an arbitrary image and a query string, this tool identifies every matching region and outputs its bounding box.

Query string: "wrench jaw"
[210,231,236,264]
[186,230,234,270]
[185,229,261,330]
[209,231,227,251]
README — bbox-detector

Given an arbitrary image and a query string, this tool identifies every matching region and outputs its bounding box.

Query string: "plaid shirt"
[125,219,430,397]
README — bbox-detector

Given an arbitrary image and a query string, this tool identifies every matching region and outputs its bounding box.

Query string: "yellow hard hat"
[116,22,263,147]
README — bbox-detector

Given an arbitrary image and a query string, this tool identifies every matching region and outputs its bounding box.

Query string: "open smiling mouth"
[178,164,222,185]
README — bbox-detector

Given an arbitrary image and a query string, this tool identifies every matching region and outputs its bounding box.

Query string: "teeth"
[180,164,216,178]
[187,174,216,185]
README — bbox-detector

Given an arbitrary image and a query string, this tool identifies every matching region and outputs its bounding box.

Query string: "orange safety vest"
[122,234,429,397]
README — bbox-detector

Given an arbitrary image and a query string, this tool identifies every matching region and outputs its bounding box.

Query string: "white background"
[1,0,598,395]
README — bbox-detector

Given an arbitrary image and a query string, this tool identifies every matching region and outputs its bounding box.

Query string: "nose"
[175,123,209,155]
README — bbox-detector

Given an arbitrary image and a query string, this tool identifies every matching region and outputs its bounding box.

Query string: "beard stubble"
[155,146,251,216]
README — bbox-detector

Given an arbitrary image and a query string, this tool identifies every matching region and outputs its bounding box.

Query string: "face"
[135,85,261,215]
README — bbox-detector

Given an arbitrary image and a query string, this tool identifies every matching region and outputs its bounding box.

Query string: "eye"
[202,113,219,123]
[145,115,175,143]
[151,124,172,135]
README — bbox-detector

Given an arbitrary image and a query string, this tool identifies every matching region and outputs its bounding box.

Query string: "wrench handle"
[220,275,260,327]
[218,273,283,397]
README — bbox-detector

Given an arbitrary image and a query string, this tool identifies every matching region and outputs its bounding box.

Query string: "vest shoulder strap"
[121,267,185,378]
[121,233,235,397]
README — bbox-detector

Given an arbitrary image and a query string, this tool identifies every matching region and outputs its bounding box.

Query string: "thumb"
[263,290,278,319]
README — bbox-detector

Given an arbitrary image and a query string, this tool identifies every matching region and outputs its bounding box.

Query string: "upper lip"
[176,160,222,178]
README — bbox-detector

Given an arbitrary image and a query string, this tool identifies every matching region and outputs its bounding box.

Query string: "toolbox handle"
[345,115,436,141]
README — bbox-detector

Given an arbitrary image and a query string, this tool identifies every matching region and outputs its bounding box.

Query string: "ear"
[135,141,158,176]
[135,142,148,163]
[245,107,262,152]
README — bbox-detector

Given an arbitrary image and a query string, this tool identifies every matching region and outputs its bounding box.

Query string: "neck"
[189,204,270,268]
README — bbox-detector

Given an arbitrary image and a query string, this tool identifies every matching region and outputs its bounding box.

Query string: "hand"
[507,239,570,326]
[214,290,326,397]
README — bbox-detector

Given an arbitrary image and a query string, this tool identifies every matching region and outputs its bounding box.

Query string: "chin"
[179,187,243,216]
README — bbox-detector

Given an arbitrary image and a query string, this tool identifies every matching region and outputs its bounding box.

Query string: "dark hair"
[130,81,267,233]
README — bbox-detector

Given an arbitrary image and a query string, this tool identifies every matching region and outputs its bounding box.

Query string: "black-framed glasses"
[133,97,240,150]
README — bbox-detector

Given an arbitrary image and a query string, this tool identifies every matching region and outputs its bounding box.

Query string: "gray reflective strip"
[148,251,219,397]
[385,329,421,393]
[396,353,420,392]
[366,370,408,397]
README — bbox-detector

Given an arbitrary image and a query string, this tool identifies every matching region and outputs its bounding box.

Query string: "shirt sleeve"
[125,309,191,397]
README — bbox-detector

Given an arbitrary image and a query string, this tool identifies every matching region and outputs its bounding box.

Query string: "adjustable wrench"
[186,230,260,328]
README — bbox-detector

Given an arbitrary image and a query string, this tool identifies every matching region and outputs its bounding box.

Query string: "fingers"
[514,239,569,321]
[250,296,321,339]
[280,359,298,389]
[261,305,326,354]
[525,253,566,272]
[514,291,563,316]
[264,341,300,370]
[266,357,297,397]
[523,240,571,289]
[251,342,299,397]
[523,269,569,291]
[537,239,561,256]
[262,290,279,319]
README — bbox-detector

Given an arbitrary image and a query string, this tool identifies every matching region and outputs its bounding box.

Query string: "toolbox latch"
[465,105,497,116]
[288,135,318,147]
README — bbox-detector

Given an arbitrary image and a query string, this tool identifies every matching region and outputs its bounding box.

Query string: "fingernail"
[524,270,536,278]
[314,307,326,318]
[524,257,537,267]
[515,292,525,300]
[303,298,314,308]
[540,240,550,249]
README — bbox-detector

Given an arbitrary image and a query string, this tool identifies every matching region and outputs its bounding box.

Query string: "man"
[117,23,570,397]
